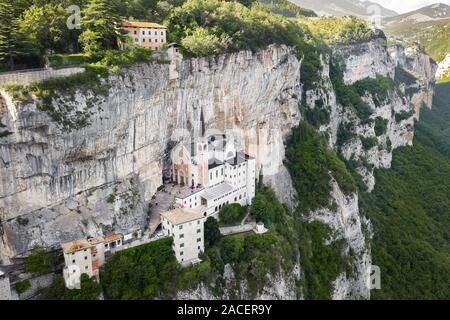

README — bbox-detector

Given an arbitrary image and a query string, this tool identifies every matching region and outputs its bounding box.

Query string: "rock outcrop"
[0,33,436,299]
[0,45,301,263]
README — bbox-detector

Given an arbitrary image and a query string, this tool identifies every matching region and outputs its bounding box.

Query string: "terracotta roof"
[161,208,204,225]
[122,21,166,29]
[61,239,91,254]
[104,234,123,243]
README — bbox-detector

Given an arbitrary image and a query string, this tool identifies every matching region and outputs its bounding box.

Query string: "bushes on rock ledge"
[285,122,356,213]
[165,0,305,57]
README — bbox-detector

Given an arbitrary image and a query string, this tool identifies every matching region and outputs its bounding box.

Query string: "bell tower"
[195,136,209,187]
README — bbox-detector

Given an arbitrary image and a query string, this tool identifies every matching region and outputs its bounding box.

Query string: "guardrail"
[0,67,85,86]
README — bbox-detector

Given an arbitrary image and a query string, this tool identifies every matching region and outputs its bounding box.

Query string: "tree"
[204,217,221,249]
[101,238,179,300]
[80,0,122,52]
[181,27,227,57]
[19,4,71,54]
[41,274,101,300]
[0,0,30,69]
[70,274,101,300]
[78,30,102,56]
[25,246,56,275]
[219,204,246,225]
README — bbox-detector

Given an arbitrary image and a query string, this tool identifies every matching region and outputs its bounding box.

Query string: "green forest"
[361,83,450,299]
[0,0,375,71]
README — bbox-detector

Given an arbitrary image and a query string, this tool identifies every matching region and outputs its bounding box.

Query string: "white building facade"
[61,234,123,289]
[171,134,256,219]
[161,208,205,265]
[121,21,167,50]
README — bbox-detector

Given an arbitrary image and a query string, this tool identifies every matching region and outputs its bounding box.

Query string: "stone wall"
[0,67,85,86]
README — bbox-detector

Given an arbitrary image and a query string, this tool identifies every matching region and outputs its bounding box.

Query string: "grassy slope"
[362,83,450,299]
[384,18,450,62]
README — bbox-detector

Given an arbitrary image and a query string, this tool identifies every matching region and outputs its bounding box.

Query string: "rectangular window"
[197,229,201,233]
[197,238,201,242]
[179,225,183,230]
[180,243,184,248]
[180,251,184,256]
[180,234,184,239]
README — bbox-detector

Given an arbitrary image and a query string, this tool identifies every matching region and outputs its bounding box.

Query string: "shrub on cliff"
[285,122,357,213]
[41,274,101,300]
[204,217,221,249]
[298,16,375,45]
[219,203,246,226]
[25,246,57,275]
[15,280,31,294]
[101,237,179,299]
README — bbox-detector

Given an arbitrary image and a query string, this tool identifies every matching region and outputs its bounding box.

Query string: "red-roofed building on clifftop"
[120,20,167,50]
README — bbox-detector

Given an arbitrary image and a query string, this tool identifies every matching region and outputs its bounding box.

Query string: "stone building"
[161,208,205,265]
[61,234,122,289]
[121,20,167,50]
[170,133,256,219]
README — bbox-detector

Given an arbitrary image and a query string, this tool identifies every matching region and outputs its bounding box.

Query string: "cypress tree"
[0,0,35,70]
[81,0,122,50]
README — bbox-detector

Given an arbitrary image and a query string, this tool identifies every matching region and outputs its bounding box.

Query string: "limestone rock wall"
[0,35,436,300]
[0,45,301,262]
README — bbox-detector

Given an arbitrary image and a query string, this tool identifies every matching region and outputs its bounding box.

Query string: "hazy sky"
[365,0,450,14]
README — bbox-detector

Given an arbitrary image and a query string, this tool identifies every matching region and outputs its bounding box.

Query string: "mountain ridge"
[288,0,398,17]
[384,3,450,24]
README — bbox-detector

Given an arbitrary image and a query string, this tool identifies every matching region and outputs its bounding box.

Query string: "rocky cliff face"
[0,34,435,299]
[0,45,301,263]
[389,44,437,116]
[300,34,435,299]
